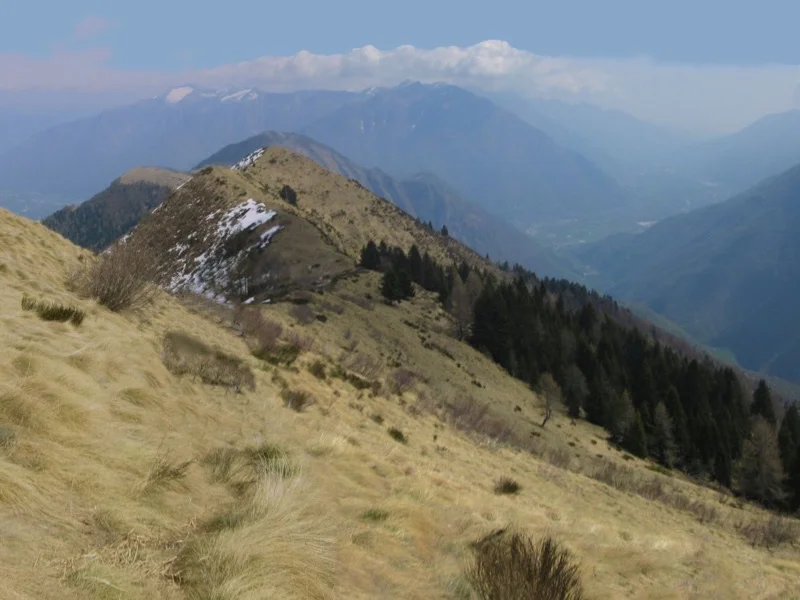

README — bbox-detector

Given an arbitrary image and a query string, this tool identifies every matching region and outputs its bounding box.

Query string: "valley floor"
[1,211,799,599]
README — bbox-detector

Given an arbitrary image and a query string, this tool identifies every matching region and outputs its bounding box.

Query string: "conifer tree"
[440,224,449,237]
[778,403,800,474]
[652,402,676,467]
[359,241,382,270]
[751,379,776,425]
[381,270,403,304]
[737,417,785,507]
[625,411,649,458]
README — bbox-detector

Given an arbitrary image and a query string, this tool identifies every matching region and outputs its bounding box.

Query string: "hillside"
[2,182,800,598]
[301,82,632,227]
[574,161,800,383]
[41,167,190,251]
[0,87,359,207]
[670,109,800,195]
[197,131,582,279]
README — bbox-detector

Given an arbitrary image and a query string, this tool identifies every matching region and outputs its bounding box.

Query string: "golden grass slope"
[118,167,190,189]
[1,206,799,599]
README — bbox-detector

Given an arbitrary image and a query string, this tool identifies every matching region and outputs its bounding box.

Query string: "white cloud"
[1,40,799,134]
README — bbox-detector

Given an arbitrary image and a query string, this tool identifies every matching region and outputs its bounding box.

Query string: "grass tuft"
[494,477,521,495]
[388,427,408,444]
[21,295,85,325]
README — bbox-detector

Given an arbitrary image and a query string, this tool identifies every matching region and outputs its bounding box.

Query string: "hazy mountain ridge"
[197,131,583,279]
[575,162,800,382]
[301,82,632,226]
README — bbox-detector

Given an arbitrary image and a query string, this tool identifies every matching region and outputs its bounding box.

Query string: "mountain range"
[575,161,800,382]
[197,131,581,279]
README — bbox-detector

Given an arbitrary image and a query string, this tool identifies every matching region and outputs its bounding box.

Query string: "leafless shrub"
[387,368,417,395]
[71,244,156,312]
[441,395,514,443]
[162,331,255,392]
[290,303,315,325]
[285,330,314,352]
[341,293,374,311]
[543,447,573,470]
[281,389,315,412]
[319,300,345,315]
[467,531,584,600]
[341,351,383,380]
[238,308,283,354]
[738,515,800,549]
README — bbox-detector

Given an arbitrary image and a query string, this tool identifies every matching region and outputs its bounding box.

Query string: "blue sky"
[2,1,800,134]
[3,0,800,69]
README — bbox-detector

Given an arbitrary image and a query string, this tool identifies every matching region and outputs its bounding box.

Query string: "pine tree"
[788,448,800,511]
[359,241,381,270]
[652,402,676,467]
[440,224,449,237]
[751,380,776,425]
[380,270,403,304]
[737,417,786,507]
[625,411,649,458]
[397,269,415,300]
[408,245,423,284]
[562,364,588,419]
[778,403,800,474]
[606,389,635,443]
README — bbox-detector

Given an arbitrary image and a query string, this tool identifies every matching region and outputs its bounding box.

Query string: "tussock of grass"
[308,360,327,379]
[162,331,255,391]
[329,364,371,390]
[494,477,521,495]
[253,343,301,366]
[138,453,192,494]
[21,294,85,325]
[361,508,389,522]
[388,427,408,444]
[468,531,584,600]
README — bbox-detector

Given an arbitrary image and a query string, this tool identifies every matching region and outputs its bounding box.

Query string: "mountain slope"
[672,109,800,194]
[41,167,190,251]
[2,203,799,598]
[301,82,631,226]
[197,131,581,279]
[0,87,359,206]
[575,162,800,382]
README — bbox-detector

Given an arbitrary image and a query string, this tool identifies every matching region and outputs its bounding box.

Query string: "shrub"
[279,184,298,205]
[739,515,800,549]
[281,389,314,412]
[162,331,255,392]
[387,368,417,395]
[388,427,408,444]
[21,295,85,326]
[341,352,383,380]
[71,244,155,312]
[254,343,301,366]
[330,365,372,390]
[238,309,283,354]
[290,303,315,325]
[308,360,327,379]
[494,477,521,495]
[467,531,584,600]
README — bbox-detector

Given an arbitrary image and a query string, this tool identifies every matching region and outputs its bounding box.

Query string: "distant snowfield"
[165,86,195,104]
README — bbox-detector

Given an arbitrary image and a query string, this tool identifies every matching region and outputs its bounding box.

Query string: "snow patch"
[167,199,283,300]
[222,89,258,102]
[232,147,265,171]
[165,86,194,104]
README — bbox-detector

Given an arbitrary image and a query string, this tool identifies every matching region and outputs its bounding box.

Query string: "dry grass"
[467,531,584,600]
[1,208,799,599]
[21,294,85,326]
[162,330,255,392]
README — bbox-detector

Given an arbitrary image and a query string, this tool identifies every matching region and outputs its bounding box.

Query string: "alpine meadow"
[2,3,800,599]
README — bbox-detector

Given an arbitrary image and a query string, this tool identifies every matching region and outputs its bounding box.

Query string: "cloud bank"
[2,40,799,134]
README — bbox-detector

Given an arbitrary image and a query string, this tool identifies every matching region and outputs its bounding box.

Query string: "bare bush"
[341,351,383,380]
[162,331,255,392]
[238,308,283,354]
[285,330,314,352]
[739,515,800,549]
[467,531,584,600]
[387,368,417,395]
[281,389,315,412]
[71,244,155,312]
[442,395,514,443]
[290,303,315,325]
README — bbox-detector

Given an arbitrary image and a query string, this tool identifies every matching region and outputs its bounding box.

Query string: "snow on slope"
[167,198,281,301]
[232,148,266,171]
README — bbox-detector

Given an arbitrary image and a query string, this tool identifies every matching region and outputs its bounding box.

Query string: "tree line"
[361,242,800,511]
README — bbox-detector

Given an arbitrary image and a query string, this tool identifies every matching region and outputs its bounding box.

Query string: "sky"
[3,0,800,134]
